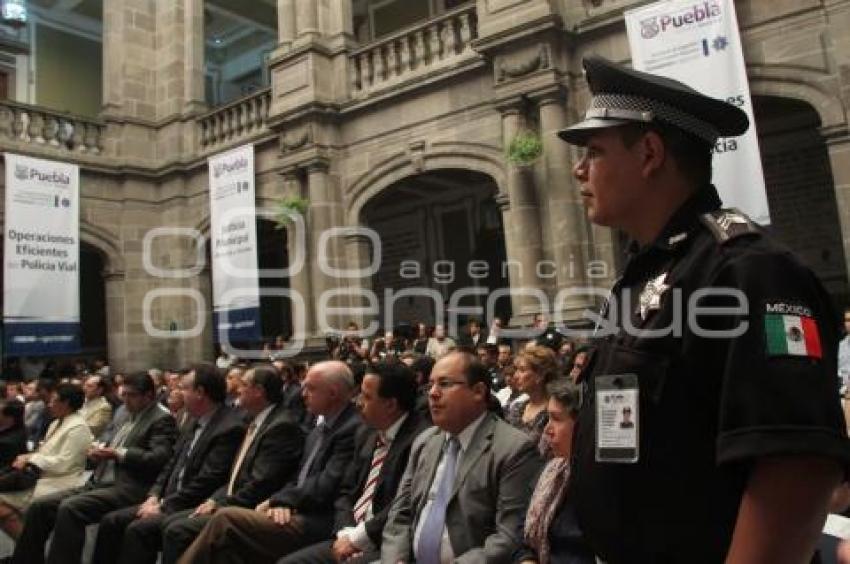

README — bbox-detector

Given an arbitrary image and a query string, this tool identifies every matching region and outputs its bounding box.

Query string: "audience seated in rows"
[160,365,305,564]
[176,361,359,564]
[11,371,176,564]
[91,363,245,564]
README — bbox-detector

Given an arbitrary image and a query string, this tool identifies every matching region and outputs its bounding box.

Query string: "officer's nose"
[573,154,588,182]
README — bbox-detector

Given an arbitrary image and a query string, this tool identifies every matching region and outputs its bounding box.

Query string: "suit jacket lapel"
[188,406,225,463]
[244,404,282,459]
[356,429,379,493]
[451,414,495,499]
[122,402,159,447]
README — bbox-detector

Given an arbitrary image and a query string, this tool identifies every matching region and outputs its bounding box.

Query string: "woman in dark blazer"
[0,400,28,468]
[516,380,594,564]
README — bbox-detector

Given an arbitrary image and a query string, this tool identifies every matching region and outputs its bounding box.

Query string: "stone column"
[278,0,296,49]
[296,0,320,40]
[306,159,345,334]
[281,170,315,339]
[499,103,546,324]
[535,89,594,319]
[825,133,850,286]
[183,0,206,115]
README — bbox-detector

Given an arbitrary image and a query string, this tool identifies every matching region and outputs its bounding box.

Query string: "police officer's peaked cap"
[558,55,749,146]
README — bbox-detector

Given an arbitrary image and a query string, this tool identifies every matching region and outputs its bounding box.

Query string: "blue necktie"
[417,437,460,564]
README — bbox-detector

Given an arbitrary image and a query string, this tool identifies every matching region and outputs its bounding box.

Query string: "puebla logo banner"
[208,144,262,344]
[625,0,770,225]
[3,153,80,355]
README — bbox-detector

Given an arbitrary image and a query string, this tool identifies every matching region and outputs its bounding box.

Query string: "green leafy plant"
[507,131,543,165]
[274,195,309,229]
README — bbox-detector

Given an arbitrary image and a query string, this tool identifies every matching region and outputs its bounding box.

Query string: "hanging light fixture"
[1,0,27,28]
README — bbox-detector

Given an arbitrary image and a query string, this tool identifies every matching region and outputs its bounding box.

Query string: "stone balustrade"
[197,87,271,151]
[349,4,478,97]
[0,101,104,153]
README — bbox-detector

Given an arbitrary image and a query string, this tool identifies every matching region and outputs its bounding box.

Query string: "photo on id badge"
[596,374,639,463]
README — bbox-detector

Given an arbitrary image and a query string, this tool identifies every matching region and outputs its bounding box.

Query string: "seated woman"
[0,382,92,538]
[517,380,594,564]
[0,400,28,468]
[508,345,559,455]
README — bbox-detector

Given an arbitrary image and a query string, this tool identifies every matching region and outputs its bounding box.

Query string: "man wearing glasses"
[381,351,542,563]
[11,372,177,564]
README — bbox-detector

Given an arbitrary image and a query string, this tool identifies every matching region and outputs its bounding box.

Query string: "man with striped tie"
[280,362,427,564]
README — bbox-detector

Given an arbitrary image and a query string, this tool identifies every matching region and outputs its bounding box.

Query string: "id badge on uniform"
[595,374,639,463]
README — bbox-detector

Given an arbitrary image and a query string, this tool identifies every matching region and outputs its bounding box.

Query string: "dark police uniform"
[559,56,850,563]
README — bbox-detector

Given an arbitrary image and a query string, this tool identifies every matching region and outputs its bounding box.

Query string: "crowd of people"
[0,319,591,564]
[3,53,850,564]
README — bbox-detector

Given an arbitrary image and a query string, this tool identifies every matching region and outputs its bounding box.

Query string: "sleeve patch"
[764,313,822,359]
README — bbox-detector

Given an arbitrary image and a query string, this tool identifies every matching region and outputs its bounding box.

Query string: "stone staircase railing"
[197,87,272,151]
[349,4,478,98]
[0,100,104,153]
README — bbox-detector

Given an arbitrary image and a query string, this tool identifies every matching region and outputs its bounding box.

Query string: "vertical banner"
[3,153,80,355]
[208,144,261,343]
[625,0,770,224]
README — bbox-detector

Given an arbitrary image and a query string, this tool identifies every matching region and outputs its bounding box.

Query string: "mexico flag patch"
[764,313,822,359]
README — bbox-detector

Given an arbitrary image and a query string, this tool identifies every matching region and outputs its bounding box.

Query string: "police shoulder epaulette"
[699,208,760,244]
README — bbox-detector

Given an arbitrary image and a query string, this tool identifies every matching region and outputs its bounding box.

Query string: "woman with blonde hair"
[508,344,560,455]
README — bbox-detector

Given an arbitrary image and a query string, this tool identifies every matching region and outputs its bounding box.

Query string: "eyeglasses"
[429,378,470,391]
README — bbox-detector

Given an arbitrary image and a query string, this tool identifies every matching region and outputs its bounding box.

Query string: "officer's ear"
[637,129,667,179]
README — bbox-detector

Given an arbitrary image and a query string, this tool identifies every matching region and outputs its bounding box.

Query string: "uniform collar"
[628,184,722,256]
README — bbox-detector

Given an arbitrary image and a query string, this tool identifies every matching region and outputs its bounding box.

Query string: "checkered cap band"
[589,93,720,143]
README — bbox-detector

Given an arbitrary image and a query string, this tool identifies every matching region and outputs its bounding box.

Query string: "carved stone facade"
[0,0,849,370]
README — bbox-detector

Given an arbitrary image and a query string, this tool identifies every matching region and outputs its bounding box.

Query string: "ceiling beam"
[53,0,86,11]
[28,4,102,42]
[205,3,276,36]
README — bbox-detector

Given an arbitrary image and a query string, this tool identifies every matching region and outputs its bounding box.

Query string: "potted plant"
[274,195,309,229]
[506,130,543,166]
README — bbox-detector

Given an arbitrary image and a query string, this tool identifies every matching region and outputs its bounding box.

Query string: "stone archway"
[359,168,511,333]
[753,94,850,305]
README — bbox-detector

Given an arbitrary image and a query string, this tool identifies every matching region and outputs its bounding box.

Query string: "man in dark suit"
[160,364,305,564]
[281,362,428,564]
[10,371,177,564]
[92,362,246,564]
[272,357,308,428]
[176,360,360,564]
[381,351,543,563]
[455,318,487,351]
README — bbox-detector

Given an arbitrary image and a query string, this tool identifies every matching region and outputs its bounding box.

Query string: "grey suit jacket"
[381,412,542,564]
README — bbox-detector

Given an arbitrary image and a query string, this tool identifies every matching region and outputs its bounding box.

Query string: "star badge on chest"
[638,272,670,320]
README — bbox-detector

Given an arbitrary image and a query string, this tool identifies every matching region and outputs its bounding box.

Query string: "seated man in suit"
[281,362,428,564]
[160,364,305,564]
[176,360,360,564]
[92,362,246,564]
[272,358,308,430]
[11,371,177,564]
[456,318,487,351]
[381,351,543,563]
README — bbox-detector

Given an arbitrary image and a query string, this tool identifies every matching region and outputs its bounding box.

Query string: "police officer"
[559,55,850,563]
